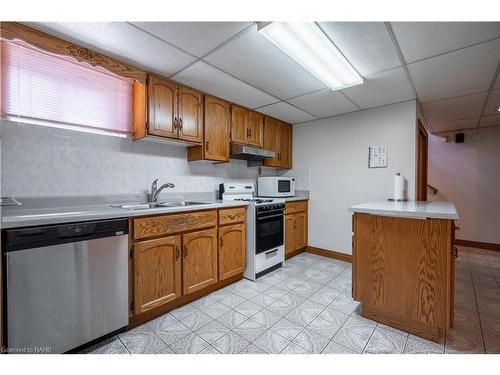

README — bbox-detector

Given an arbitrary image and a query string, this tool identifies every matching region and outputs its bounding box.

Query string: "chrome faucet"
[149,179,175,203]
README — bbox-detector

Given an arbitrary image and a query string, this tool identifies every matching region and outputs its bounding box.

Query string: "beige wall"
[429,126,500,244]
[291,100,418,254]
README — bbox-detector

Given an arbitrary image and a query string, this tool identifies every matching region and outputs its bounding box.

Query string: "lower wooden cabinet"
[132,235,182,315]
[182,228,218,295]
[219,223,246,281]
[284,201,308,256]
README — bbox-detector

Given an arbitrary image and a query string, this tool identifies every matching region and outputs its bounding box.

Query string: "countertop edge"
[348,206,459,220]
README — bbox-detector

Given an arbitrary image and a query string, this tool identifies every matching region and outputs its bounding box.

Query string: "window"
[1,40,132,136]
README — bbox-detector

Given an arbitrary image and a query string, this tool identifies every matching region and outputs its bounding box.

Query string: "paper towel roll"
[394,172,405,201]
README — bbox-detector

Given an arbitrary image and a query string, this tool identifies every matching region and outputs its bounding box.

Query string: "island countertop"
[348,200,459,220]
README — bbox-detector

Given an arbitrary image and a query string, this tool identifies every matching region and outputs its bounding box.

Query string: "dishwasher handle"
[4,218,129,252]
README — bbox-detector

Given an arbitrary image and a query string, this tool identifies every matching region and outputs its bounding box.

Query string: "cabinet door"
[219,223,246,280]
[231,105,249,145]
[285,214,295,255]
[263,116,280,167]
[279,121,292,169]
[133,235,182,315]
[178,86,203,143]
[204,96,230,161]
[247,110,264,147]
[182,228,218,295]
[148,75,178,139]
[294,212,307,250]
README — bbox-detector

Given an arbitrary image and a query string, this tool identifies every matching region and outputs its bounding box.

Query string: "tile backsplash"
[0,120,276,197]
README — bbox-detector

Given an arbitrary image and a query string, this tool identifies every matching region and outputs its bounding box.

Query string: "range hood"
[230,143,275,165]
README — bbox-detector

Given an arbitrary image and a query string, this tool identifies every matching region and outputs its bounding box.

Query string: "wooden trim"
[128,273,243,328]
[416,119,428,201]
[285,247,306,260]
[455,239,500,252]
[362,304,444,343]
[132,81,147,140]
[1,22,146,82]
[305,246,352,263]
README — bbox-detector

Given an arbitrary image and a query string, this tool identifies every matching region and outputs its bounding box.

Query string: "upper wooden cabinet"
[134,75,203,144]
[188,95,231,162]
[231,105,263,148]
[263,117,292,169]
[132,235,182,315]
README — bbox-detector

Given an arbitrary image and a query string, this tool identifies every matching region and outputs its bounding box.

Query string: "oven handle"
[265,249,279,256]
[256,213,284,221]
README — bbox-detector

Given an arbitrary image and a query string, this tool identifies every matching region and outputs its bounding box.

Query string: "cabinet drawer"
[219,207,246,225]
[285,200,308,214]
[133,210,217,240]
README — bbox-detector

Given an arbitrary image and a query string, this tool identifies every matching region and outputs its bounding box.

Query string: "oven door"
[255,210,284,254]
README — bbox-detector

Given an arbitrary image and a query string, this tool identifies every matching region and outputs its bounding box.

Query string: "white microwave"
[257,176,296,197]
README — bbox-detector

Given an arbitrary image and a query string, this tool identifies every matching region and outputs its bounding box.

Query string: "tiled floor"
[83,246,500,354]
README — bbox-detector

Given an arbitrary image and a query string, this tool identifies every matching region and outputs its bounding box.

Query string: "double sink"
[112,201,208,211]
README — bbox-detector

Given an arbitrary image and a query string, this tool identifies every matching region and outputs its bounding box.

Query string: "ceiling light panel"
[258,22,363,91]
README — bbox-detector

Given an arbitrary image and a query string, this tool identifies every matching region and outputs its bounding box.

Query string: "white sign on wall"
[368,145,388,168]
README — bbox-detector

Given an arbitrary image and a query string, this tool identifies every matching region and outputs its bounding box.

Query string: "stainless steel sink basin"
[111,201,208,210]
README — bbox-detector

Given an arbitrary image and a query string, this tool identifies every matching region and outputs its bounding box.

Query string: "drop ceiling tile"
[422,92,487,123]
[408,39,500,103]
[392,22,500,63]
[484,89,500,115]
[341,67,415,109]
[480,114,500,128]
[318,22,400,76]
[204,24,326,99]
[171,62,279,109]
[431,118,478,133]
[287,89,359,118]
[28,22,195,77]
[256,102,316,124]
[130,22,252,57]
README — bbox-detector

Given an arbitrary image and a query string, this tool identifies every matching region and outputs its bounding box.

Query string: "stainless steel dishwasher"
[3,218,129,353]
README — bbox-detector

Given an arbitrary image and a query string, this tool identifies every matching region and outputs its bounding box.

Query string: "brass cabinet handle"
[249,128,252,137]
[454,246,458,258]
[179,118,183,130]
[175,245,180,260]
[183,244,188,258]
[455,226,460,231]
[205,141,209,151]
[219,236,223,248]
[174,117,178,129]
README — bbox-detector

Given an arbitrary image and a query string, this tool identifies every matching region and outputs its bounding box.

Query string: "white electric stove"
[219,183,285,280]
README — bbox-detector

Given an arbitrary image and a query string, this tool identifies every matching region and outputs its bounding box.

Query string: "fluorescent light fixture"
[3,115,129,138]
[258,22,363,91]
[496,105,500,112]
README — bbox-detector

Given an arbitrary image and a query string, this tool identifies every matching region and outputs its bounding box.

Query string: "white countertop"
[348,200,459,220]
[1,200,249,229]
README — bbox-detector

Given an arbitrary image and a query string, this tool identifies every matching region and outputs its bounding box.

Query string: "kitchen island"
[348,200,459,342]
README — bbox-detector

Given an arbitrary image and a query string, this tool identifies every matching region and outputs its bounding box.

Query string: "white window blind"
[1,40,133,135]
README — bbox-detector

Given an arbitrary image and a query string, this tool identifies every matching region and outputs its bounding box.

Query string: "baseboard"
[305,246,352,263]
[285,247,306,259]
[455,239,500,252]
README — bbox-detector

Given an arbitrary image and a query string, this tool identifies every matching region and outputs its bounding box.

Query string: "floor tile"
[170,332,209,354]
[234,300,262,318]
[124,333,167,354]
[170,303,199,320]
[253,330,291,353]
[363,339,400,354]
[404,334,444,354]
[202,301,232,319]
[342,316,377,340]
[295,299,325,318]
[331,327,369,353]
[118,324,155,348]
[306,315,342,339]
[86,337,129,354]
[308,286,342,306]
[370,325,408,352]
[147,313,178,333]
[270,317,304,341]
[329,293,358,315]
[212,331,250,354]
[292,328,330,353]
[248,293,276,308]
[153,320,192,346]
[281,342,311,354]
[321,341,357,354]
[233,319,268,342]
[238,343,267,354]
[190,295,218,309]
[216,310,249,330]
[262,286,288,300]
[219,294,247,309]
[181,310,213,331]
[235,286,260,300]
[317,306,350,326]
[250,309,282,328]
[195,320,230,344]
[199,345,221,354]
[284,308,317,327]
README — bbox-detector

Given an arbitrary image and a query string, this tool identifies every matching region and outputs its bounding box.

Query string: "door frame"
[416,119,428,201]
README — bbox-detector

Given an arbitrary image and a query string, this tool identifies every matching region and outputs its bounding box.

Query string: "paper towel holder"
[388,172,408,202]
